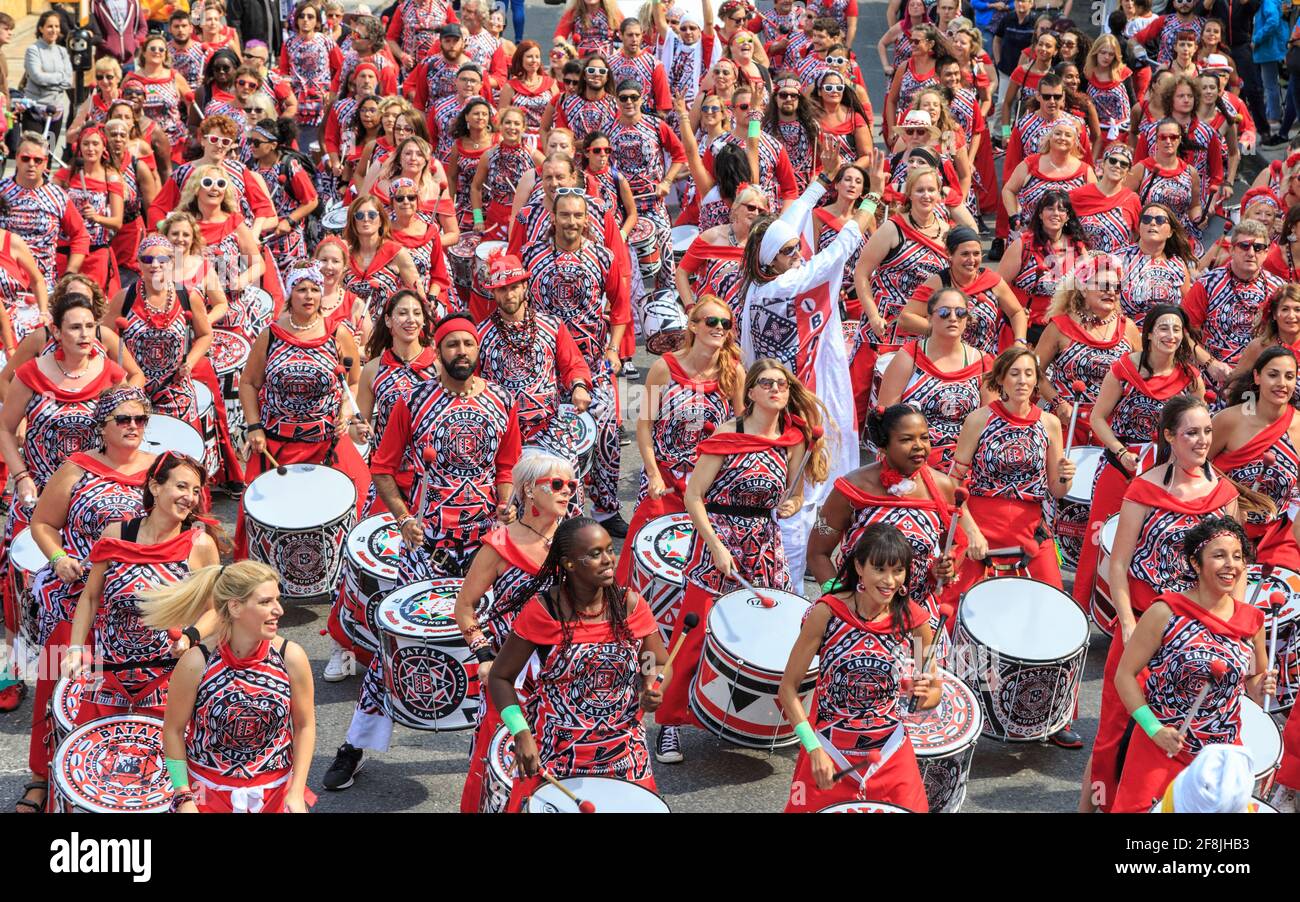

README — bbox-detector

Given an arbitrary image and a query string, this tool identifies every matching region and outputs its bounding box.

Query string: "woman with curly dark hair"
[995,188,1090,338]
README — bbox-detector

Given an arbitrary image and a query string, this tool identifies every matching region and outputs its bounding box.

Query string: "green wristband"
[501,704,530,736]
[165,757,190,791]
[858,198,878,217]
[747,119,761,138]
[794,720,821,753]
[49,549,68,565]
[1132,704,1163,739]
[472,208,484,225]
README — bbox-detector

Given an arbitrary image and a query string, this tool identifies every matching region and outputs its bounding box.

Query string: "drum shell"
[525,775,671,812]
[194,381,220,478]
[952,577,1088,742]
[340,514,402,653]
[908,668,981,813]
[321,204,349,235]
[1241,697,1282,798]
[49,677,82,752]
[630,222,661,277]
[51,715,172,813]
[244,464,357,600]
[1092,514,1119,636]
[9,528,45,649]
[817,801,912,813]
[1246,564,1300,713]
[670,225,698,263]
[381,630,476,730]
[629,512,693,642]
[242,286,275,338]
[639,291,687,355]
[480,724,515,813]
[448,235,481,299]
[210,328,252,453]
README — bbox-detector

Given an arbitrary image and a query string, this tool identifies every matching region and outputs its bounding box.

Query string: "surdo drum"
[640,290,688,355]
[320,203,349,235]
[689,587,819,748]
[525,776,671,813]
[906,667,982,813]
[140,414,206,464]
[629,219,660,278]
[50,715,172,813]
[1245,564,1300,712]
[242,286,276,338]
[243,463,357,600]
[553,403,597,477]
[209,328,252,452]
[340,513,404,653]
[817,801,912,813]
[670,225,699,263]
[49,677,83,751]
[377,578,486,731]
[448,234,481,301]
[952,577,1089,741]
[1053,446,1103,571]
[1241,697,1283,798]
[1093,514,1123,636]
[9,527,46,647]
[480,724,516,814]
[193,381,220,478]
[629,512,694,641]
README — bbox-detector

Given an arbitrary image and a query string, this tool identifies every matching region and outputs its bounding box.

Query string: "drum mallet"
[920,601,957,674]
[933,487,969,595]
[732,571,779,609]
[1253,451,1278,492]
[832,748,880,782]
[1265,590,1286,713]
[262,447,288,476]
[114,317,130,369]
[338,356,365,424]
[539,769,596,813]
[1170,659,1228,757]
[1246,563,1276,614]
[779,424,826,505]
[648,612,700,692]
[1060,379,1087,481]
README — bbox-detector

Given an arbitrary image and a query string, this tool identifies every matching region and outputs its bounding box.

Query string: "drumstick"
[1265,590,1286,713]
[648,612,699,692]
[1253,451,1278,491]
[779,424,826,505]
[338,356,365,422]
[832,748,881,782]
[1061,379,1088,469]
[539,769,596,813]
[732,571,778,609]
[933,487,969,595]
[920,601,957,674]
[114,317,129,369]
[262,448,288,476]
[1246,562,1275,613]
[1171,659,1228,757]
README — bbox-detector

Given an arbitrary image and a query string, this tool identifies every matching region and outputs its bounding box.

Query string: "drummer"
[316,237,371,348]
[234,261,369,558]
[1112,516,1275,812]
[781,524,940,812]
[64,452,224,722]
[144,560,317,813]
[807,404,973,616]
[1082,396,1244,813]
[343,195,427,322]
[653,359,826,765]
[452,451,575,811]
[1211,347,1300,571]
[487,516,667,811]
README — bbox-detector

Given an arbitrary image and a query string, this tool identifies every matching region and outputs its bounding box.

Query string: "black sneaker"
[655,725,684,763]
[618,425,632,446]
[323,742,365,790]
[1263,132,1289,147]
[988,237,1006,262]
[599,512,630,538]
[1049,725,1083,749]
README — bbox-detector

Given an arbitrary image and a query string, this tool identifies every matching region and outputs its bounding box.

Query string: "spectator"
[991,0,1038,136]
[1254,0,1287,144]
[228,0,284,55]
[22,11,74,143]
[90,0,150,70]
[1205,0,1267,149]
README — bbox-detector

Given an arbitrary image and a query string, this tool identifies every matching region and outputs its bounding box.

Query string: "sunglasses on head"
[204,134,234,147]
[701,315,732,329]
[18,153,46,164]
[1236,241,1269,253]
[756,376,789,390]
[113,414,150,427]
[200,176,229,189]
[1140,213,1168,225]
[936,306,969,319]
[354,209,382,221]
[554,186,585,197]
[535,476,579,494]
[585,66,607,75]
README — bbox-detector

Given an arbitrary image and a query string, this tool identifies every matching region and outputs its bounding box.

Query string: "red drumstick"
[649,612,699,692]
[540,769,596,813]
[421,444,437,464]
[114,317,129,369]
[1171,659,1229,756]
[1266,590,1286,713]
[933,487,969,594]
[1061,379,1088,465]
[1253,450,1278,491]
[732,571,778,608]
[833,748,881,782]
[779,424,826,505]
[1204,388,1218,405]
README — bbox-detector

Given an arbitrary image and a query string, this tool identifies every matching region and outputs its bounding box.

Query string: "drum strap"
[705,502,773,519]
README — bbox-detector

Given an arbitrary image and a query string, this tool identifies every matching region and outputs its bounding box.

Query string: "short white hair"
[510,451,575,509]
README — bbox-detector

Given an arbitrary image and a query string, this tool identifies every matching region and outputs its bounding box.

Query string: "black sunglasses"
[1139,213,1168,225]
[113,414,150,427]
[935,306,969,319]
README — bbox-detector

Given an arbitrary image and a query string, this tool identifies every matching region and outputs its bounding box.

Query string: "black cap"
[440,23,463,37]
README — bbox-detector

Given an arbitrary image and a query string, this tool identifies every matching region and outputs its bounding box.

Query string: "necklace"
[492,304,537,355]
[443,375,479,398]
[519,518,555,547]
[1079,309,1118,328]
[55,352,91,380]
[909,213,940,237]
[288,313,321,331]
[727,224,739,246]
[565,585,606,620]
[1180,465,1205,479]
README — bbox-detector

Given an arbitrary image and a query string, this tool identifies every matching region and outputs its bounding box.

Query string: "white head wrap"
[759,219,800,267]
[285,263,325,293]
[680,8,702,27]
[1165,745,1255,813]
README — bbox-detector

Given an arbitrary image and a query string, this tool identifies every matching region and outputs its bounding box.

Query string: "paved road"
[0,0,1273,813]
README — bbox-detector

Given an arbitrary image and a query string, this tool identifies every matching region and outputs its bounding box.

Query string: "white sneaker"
[322,643,350,682]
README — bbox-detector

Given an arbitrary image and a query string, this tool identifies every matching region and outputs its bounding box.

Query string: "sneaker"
[655,725,684,763]
[1263,132,1289,147]
[618,424,631,446]
[322,643,350,682]
[599,512,630,538]
[988,237,1006,262]
[323,742,365,790]
[0,682,24,712]
[621,361,640,380]
[1049,725,1083,749]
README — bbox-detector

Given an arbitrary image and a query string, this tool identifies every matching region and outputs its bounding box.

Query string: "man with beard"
[766,72,820,192]
[608,18,672,116]
[521,192,632,535]
[406,24,476,113]
[428,64,490,162]
[476,251,592,504]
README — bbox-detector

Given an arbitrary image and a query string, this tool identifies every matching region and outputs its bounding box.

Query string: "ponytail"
[139,560,281,633]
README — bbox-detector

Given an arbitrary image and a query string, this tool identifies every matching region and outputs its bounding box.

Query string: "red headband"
[353,62,380,81]
[434,315,478,346]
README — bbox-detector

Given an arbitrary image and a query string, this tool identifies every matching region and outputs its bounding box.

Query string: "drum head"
[907,667,982,757]
[487,724,515,784]
[526,776,670,813]
[375,579,467,642]
[629,219,655,245]
[1100,514,1119,556]
[194,380,214,412]
[52,715,171,813]
[209,329,252,375]
[632,513,693,586]
[817,800,912,812]
[321,206,349,231]
[10,528,47,575]
[245,464,357,529]
[1240,698,1282,781]
[557,403,597,454]
[1246,564,1300,624]
[873,352,897,376]
[671,225,700,254]
[346,514,402,579]
[709,588,815,674]
[475,240,507,263]
[141,415,206,463]
[1064,446,1103,505]
[959,577,1088,662]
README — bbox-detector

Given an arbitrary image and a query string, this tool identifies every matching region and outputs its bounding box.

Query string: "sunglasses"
[1157,133,1181,142]
[394,125,415,133]
[734,39,754,47]
[756,376,790,391]
[1140,213,1168,225]
[555,186,586,197]
[236,80,260,88]
[740,201,766,214]
[113,414,150,427]
[587,146,611,155]
[585,66,607,75]
[354,209,382,221]
[199,176,229,189]
[96,73,118,81]
[1236,241,1269,253]
[777,243,800,259]
[535,476,579,494]
[1104,156,1131,168]
[17,153,46,164]
[1094,283,1121,295]
[147,44,166,52]
[564,78,580,86]
[701,104,724,112]
[250,137,275,146]
[393,193,419,202]
[936,306,969,319]
[1039,92,1064,100]
[821,83,845,93]
[204,134,234,147]
[734,102,751,111]
[826,55,847,65]
[551,49,567,58]
[618,93,641,102]
[730,15,746,23]
[139,254,171,265]
[904,127,929,136]
[776,91,800,100]
[701,315,732,329]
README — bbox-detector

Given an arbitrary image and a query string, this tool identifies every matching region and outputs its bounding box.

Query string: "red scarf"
[69,452,150,486]
[89,527,198,565]
[1213,406,1294,472]
[1154,592,1265,640]
[696,416,806,455]
[1122,476,1238,514]
[816,592,928,634]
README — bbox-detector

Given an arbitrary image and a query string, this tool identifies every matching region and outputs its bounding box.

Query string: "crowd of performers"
[1,0,1300,814]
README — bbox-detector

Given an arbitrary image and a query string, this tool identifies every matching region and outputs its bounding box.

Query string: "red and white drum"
[629,512,694,641]
[141,414,206,464]
[817,801,912,813]
[377,578,486,731]
[50,715,172,813]
[448,234,481,301]
[243,463,357,600]
[9,527,46,649]
[1093,514,1120,636]
[525,775,670,813]
[1245,564,1300,713]
[629,219,660,278]
[242,286,276,338]
[640,289,688,355]
[49,676,83,752]
[479,724,515,813]
[1054,445,1103,571]
[952,576,1089,742]
[688,587,819,748]
[194,381,220,478]
[209,328,252,453]
[473,240,507,294]
[340,513,403,653]
[670,225,698,263]
[906,667,981,813]
[550,403,597,477]
[1241,697,1282,798]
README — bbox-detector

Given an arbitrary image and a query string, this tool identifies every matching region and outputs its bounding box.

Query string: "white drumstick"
[1266,591,1285,714]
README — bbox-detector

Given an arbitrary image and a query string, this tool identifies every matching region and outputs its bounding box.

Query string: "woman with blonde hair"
[1084,34,1134,147]
[68,57,124,138]
[1001,118,1095,235]
[554,0,622,57]
[372,136,458,247]
[652,356,828,763]
[147,560,316,813]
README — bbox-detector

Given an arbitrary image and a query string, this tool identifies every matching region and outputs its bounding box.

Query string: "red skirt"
[1112,728,1238,813]
[1071,458,1130,609]
[1090,576,1155,813]
[1279,701,1300,791]
[27,621,75,777]
[459,694,504,813]
[784,739,929,812]
[950,495,1063,602]
[655,581,713,727]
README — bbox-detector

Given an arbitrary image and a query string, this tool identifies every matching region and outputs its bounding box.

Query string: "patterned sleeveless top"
[1138,159,1194,225]
[1117,247,1188,323]
[135,73,188,151]
[188,638,295,782]
[259,324,344,443]
[121,283,197,423]
[776,120,816,194]
[1127,481,1237,601]
[1214,412,1300,529]
[966,402,1050,503]
[368,347,438,478]
[639,353,734,500]
[1047,315,1133,413]
[522,241,617,369]
[555,93,619,144]
[897,58,938,114]
[54,171,121,249]
[862,217,948,344]
[897,341,991,456]
[18,360,126,490]
[478,312,578,443]
[1107,356,1195,448]
[344,241,406,323]
[484,142,534,209]
[284,33,334,125]
[474,526,544,654]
